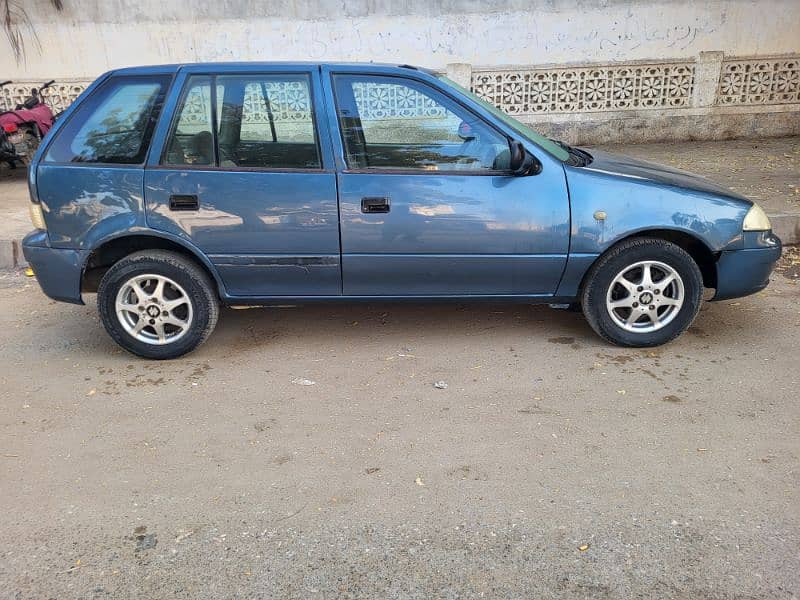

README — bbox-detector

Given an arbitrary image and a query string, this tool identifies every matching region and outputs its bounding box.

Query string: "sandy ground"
[0,251,798,598]
[597,136,800,215]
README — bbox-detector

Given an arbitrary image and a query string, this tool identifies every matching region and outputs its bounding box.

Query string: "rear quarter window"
[44,75,171,164]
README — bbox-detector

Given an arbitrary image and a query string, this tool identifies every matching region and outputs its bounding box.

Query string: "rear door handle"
[361,197,390,214]
[169,194,199,211]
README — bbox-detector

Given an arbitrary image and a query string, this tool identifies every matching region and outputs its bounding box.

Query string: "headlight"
[29,203,46,230]
[742,202,771,231]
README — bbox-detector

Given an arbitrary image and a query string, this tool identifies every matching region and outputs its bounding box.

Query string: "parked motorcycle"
[0,80,56,168]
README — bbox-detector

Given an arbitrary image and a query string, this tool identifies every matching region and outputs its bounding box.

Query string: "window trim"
[159,71,325,172]
[331,72,515,176]
[42,74,173,167]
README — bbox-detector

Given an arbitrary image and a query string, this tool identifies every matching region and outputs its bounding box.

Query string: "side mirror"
[509,140,541,176]
[457,120,476,141]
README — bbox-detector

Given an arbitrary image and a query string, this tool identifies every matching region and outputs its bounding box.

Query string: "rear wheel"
[97,251,219,359]
[581,238,703,347]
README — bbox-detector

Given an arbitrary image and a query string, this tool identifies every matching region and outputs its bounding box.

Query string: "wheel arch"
[579,229,719,295]
[82,232,226,298]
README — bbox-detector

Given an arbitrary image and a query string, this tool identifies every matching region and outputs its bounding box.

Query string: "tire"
[97,250,219,359]
[581,238,703,347]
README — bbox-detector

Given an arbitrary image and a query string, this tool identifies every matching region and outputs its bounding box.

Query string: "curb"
[1,213,798,271]
[769,213,800,248]
[0,239,26,270]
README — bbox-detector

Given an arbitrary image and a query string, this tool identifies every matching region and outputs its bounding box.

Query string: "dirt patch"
[132,526,157,552]
[775,245,800,281]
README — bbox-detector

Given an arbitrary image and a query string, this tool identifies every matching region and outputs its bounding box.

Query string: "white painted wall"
[4,0,800,79]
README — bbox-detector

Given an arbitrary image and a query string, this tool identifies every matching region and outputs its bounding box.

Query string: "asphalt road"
[0,252,798,599]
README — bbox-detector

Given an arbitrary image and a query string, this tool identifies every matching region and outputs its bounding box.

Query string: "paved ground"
[0,247,798,598]
[597,136,800,216]
[0,137,799,598]
[596,136,800,244]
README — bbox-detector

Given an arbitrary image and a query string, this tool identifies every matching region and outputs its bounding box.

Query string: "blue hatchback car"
[22,62,782,358]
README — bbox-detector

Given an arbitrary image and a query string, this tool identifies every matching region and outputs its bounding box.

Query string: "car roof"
[109,62,436,76]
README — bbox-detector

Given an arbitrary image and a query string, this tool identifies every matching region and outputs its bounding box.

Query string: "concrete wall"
[5,0,800,78]
[2,1,798,144]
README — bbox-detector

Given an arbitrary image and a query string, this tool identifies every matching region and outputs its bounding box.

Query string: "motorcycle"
[0,80,56,168]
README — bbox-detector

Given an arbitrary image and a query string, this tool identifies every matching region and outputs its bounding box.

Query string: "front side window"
[44,75,170,164]
[162,73,320,169]
[332,75,510,172]
[437,75,570,162]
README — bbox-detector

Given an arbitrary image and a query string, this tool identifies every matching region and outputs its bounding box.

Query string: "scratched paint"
[3,0,799,78]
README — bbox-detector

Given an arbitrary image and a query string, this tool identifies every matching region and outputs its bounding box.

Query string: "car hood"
[577,149,751,204]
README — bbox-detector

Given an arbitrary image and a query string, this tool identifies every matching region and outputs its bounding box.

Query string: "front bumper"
[713,231,782,301]
[21,230,84,305]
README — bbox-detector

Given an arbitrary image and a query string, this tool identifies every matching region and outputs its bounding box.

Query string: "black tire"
[97,250,219,359]
[581,238,703,347]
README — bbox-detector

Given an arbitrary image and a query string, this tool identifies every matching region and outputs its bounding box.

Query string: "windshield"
[438,76,570,162]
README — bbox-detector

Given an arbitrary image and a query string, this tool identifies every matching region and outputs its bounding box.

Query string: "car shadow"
[209,302,600,355]
[36,294,751,360]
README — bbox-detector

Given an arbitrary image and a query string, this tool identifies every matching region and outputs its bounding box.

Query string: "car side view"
[22,62,782,359]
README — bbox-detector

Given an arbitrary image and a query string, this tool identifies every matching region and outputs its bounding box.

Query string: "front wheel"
[97,250,219,359]
[581,238,704,347]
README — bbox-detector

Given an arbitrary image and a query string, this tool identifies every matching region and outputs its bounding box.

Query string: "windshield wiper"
[551,139,592,166]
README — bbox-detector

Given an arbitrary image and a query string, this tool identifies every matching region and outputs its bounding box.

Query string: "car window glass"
[333,75,510,172]
[437,75,570,162]
[44,75,169,164]
[163,74,320,169]
[163,76,215,166]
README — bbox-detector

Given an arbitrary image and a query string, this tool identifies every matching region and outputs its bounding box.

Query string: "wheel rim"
[115,274,193,345]
[605,260,685,333]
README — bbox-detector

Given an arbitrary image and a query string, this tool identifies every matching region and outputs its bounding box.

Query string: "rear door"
[323,68,570,297]
[144,65,340,297]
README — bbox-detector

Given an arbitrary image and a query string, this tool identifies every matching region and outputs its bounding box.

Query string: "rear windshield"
[438,76,569,162]
[44,75,170,164]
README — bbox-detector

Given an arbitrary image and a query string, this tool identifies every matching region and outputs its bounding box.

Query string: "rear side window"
[44,75,170,164]
[162,73,320,169]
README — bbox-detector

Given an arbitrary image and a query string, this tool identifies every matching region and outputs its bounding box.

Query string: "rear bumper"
[21,230,84,304]
[713,231,782,301]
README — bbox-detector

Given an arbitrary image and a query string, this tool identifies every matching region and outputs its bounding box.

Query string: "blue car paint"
[21,230,83,303]
[36,165,148,249]
[336,173,570,295]
[145,169,341,296]
[21,61,781,308]
[566,150,750,255]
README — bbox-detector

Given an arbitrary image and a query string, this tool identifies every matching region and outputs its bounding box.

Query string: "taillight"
[29,202,46,230]
[2,122,18,133]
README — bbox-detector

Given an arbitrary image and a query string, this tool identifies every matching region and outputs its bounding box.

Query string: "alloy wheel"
[605,260,685,333]
[115,274,194,345]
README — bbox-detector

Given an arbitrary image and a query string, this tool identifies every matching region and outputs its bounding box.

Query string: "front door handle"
[361,197,390,214]
[169,194,199,211]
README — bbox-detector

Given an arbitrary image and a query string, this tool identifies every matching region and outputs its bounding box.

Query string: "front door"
[145,67,340,297]
[327,71,570,297]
